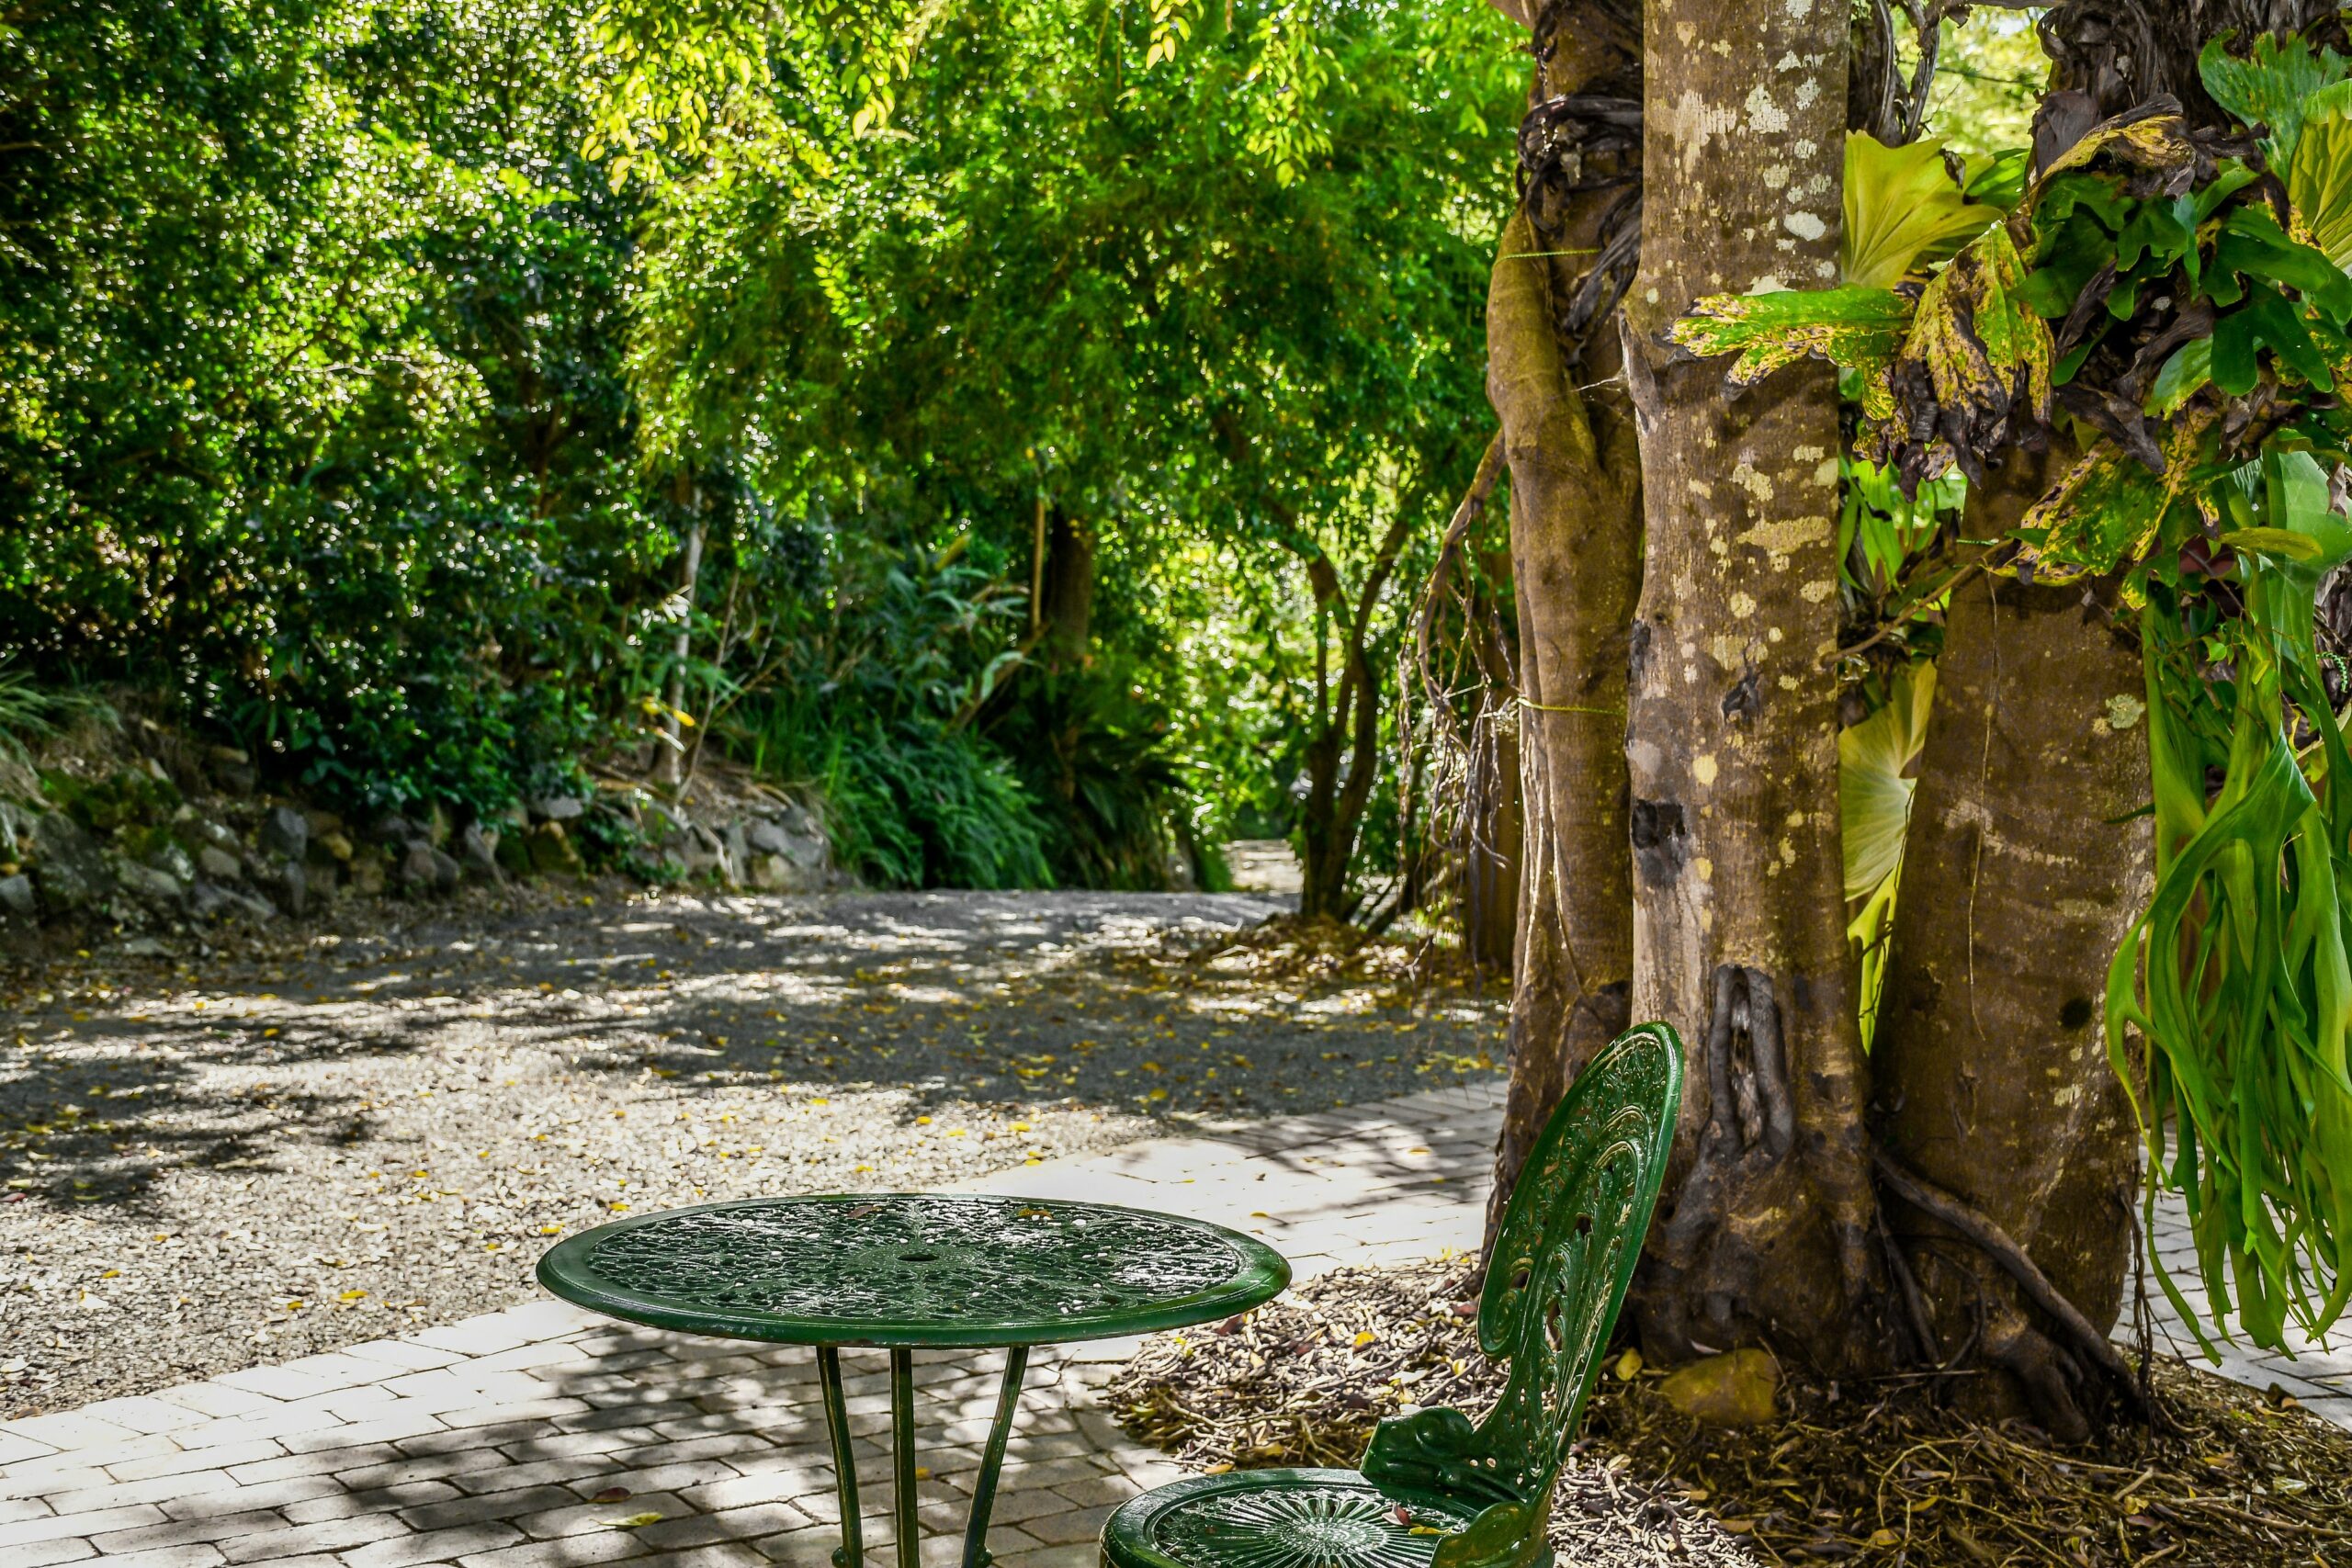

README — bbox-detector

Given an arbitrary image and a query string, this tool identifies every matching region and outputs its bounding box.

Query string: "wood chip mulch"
[1103,1258,2352,1567]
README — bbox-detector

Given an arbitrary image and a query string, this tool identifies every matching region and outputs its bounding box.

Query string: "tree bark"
[1480,0,1645,1251]
[654,485,705,791]
[1293,515,1410,922]
[1618,0,1890,1372]
[1038,507,1096,675]
[1871,447,2154,1440]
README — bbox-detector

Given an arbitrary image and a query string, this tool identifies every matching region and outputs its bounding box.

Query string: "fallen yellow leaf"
[604,1512,666,1529]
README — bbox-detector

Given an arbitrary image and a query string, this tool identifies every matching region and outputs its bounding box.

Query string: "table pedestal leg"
[959,1346,1029,1568]
[819,1346,864,1568]
[824,1345,1038,1568]
[891,1348,919,1568]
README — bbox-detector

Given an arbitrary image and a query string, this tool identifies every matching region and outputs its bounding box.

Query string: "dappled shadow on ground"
[0,886,1505,1416]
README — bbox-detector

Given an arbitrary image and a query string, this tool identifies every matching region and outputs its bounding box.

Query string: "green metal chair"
[1100,1022,1682,1568]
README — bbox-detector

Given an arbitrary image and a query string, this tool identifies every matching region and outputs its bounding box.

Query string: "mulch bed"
[1103,1258,2352,1567]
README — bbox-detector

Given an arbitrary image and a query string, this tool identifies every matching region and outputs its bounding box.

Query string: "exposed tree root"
[1872,1149,2152,1426]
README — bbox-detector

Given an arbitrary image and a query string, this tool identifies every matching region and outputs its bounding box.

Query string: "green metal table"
[538,1193,1290,1568]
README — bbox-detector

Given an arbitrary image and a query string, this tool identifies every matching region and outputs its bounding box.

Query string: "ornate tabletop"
[538,1191,1291,1348]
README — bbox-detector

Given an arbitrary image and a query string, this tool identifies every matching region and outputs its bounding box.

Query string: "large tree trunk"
[1617,0,1891,1372]
[1479,0,1645,1250]
[1871,449,2154,1441]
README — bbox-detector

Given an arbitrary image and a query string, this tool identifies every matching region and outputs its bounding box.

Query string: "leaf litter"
[1105,1258,2352,1567]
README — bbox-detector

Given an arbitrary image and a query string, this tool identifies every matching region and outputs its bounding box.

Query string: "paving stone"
[339,1521,529,1568]
[279,1480,459,1525]
[992,1542,1099,1568]
[40,1472,258,1517]
[0,1503,170,1549]
[453,1529,650,1567]
[213,1509,410,1564]
[2,1412,145,1453]
[341,1341,467,1375]
[627,1504,807,1552]
[751,1527,839,1568]
[72,1543,226,1568]
[0,1430,64,1467]
[513,1492,689,1541]
[226,1444,407,1485]
[91,1510,290,1553]
[156,1478,345,1523]
[634,1547,769,1568]
[1004,1503,1113,1547]
[397,1485,587,1533]
[107,1440,288,1483]
[72,1400,212,1439]
[1046,1475,1136,1510]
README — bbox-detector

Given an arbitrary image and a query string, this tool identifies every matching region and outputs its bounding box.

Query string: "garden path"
[0,1067,2344,1568]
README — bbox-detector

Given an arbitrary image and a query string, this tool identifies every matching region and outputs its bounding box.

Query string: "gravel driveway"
[0,885,1506,1418]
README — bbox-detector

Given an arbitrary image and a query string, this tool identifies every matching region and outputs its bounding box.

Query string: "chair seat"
[1102,1467,1485,1568]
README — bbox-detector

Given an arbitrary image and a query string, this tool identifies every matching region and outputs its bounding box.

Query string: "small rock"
[115,861,186,907]
[530,795,587,824]
[193,880,277,924]
[423,803,452,847]
[257,805,309,862]
[395,840,460,893]
[370,813,416,845]
[198,845,243,882]
[397,840,438,889]
[0,874,34,918]
[750,852,825,894]
[146,840,197,886]
[215,762,257,795]
[310,830,354,865]
[1657,1348,1781,1427]
[119,936,169,958]
[267,857,307,917]
[303,808,345,838]
[193,818,239,852]
[458,823,503,882]
[30,813,108,909]
[306,863,340,901]
[493,829,532,877]
[347,845,388,897]
[745,818,791,856]
[526,821,584,876]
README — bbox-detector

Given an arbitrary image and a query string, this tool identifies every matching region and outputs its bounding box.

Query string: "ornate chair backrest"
[1468,1022,1679,1502]
[1363,1023,1680,1550]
